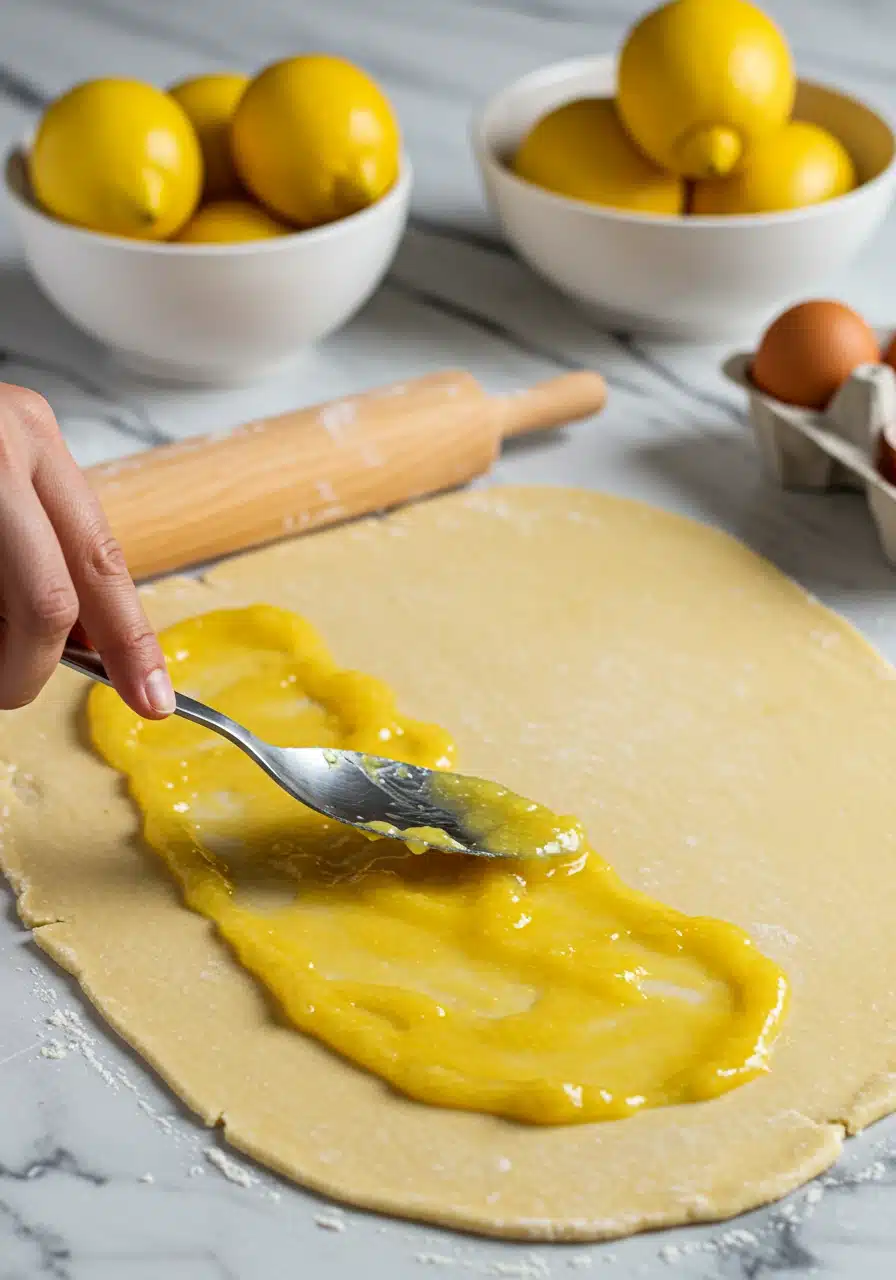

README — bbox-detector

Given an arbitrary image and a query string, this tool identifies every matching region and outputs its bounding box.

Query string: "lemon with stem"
[231,54,400,227]
[617,0,795,179]
[29,78,202,239]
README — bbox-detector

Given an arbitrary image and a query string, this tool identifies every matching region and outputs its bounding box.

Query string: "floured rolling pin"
[86,369,606,581]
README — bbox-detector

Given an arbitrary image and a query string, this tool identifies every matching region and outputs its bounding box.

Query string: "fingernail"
[144,667,176,716]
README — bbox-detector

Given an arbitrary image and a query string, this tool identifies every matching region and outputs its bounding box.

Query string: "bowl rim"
[3,145,413,254]
[471,53,896,230]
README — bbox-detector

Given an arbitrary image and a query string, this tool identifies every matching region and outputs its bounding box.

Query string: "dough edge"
[26,923,851,1241]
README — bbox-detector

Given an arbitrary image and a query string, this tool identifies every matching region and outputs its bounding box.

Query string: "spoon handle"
[59,639,113,688]
[60,640,259,756]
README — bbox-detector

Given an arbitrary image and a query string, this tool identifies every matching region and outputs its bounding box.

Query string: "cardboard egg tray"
[723,350,896,567]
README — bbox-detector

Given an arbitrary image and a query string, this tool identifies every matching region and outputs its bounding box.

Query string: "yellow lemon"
[176,199,292,242]
[692,121,856,214]
[29,78,202,239]
[168,72,249,199]
[231,54,400,226]
[512,97,684,215]
[617,0,795,179]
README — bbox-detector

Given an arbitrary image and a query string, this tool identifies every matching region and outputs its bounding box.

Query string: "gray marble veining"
[2,1,896,1276]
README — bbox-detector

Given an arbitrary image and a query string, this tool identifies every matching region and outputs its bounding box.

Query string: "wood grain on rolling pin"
[87,369,606,582]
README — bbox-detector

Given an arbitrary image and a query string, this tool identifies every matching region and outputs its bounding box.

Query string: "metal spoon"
[61,639,557,861]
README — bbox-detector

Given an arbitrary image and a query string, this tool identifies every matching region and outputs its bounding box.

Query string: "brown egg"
[751,300,880,410]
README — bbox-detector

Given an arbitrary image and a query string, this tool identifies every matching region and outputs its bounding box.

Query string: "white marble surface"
[2,1,896,1277]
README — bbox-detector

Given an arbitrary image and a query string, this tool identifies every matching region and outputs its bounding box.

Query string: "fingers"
[31,435,175,720]
[0,383,174,719]
[0,472,79,709]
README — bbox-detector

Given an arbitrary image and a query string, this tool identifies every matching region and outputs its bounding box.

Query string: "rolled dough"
[3,485,896,1243]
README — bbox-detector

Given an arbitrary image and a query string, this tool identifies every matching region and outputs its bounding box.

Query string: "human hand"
[0,383,175,717]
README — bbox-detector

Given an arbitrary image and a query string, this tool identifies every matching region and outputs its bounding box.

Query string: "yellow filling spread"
[87,605,789,1125]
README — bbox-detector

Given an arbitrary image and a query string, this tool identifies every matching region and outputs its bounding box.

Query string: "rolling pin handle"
[496,372,607,440]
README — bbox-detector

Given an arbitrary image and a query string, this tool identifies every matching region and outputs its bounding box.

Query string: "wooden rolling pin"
[86,369,606,581]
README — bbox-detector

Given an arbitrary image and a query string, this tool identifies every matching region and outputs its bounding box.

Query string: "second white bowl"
[473,57,896,340]
[4,150,411,385]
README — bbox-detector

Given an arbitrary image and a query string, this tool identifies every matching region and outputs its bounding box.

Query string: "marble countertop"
[2,1,896,1276]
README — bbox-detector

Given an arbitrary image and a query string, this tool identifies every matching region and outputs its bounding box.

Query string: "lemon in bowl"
[690,120,856,214]
[28,78,202,240]
[175,200,293,243]
[512,97,684,215]
[168,72,249,200]
[231,54,401,226]
[616,0,796,179]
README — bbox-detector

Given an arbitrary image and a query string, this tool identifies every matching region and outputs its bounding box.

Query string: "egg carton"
[723,351,896,566]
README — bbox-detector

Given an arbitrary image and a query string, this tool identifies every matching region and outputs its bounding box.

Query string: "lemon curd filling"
[87,605,789,1125]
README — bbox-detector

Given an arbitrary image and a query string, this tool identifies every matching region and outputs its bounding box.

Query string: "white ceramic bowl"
[4,149,411,384]
[473,56,896,340]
